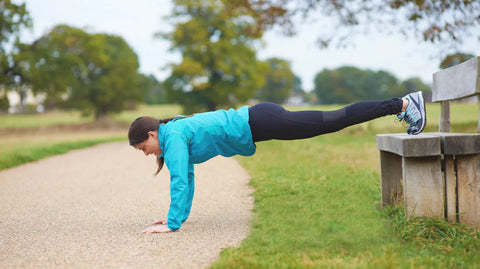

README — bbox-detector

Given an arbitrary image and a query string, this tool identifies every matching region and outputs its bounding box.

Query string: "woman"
[128,91,426,233]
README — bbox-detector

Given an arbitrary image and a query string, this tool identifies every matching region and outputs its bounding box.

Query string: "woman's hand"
[151,219,167,225]
[142,224,172,234]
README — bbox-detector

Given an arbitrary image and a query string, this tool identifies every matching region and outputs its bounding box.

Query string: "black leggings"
[248,99,403,142]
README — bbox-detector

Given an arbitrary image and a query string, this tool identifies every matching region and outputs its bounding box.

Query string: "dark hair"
[128,117,159,146]
[128,116,189,175]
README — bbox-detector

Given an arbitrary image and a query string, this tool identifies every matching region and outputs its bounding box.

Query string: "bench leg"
[403,156,443,219]
[456,154,480,227]
[379,151,403,206]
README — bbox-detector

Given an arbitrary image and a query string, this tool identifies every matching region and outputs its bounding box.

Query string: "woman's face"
[134,131,162,156]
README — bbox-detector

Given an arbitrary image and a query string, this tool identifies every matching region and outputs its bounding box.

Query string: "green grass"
[384,205,480,253]
[0,138,123,170]
[0,110,94,129]
[210,102,480,268]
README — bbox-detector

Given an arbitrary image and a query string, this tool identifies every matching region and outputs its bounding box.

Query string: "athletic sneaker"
[397,91,426,135]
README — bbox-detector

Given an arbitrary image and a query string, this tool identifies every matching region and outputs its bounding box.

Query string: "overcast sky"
[17,0,480,91]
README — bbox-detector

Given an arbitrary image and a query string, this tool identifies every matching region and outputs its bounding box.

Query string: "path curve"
[0,142,254,268]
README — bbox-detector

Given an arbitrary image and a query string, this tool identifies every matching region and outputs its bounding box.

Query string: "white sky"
[16,0,480,92]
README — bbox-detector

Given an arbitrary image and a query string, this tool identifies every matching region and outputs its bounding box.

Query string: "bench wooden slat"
[457,154,480,226]
[437,132,480,155]
[376,134,440,157]
[432,56,480,102]
[445,156,457,223]
[403,156,444,219]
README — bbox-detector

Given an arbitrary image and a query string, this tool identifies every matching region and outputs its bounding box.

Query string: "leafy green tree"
[0,0,32,111]
[0,94,8,112]
[314,66,363,104]
[5,41,32,113]
[363,70,400,100]
[440,53,475,69]
[292,75,303,94]
[26,26,90,108]
[138,73,166,104]
[255,58,294,103]
[399,77,431,99]
[0,0,31,79]
[313,66,402,104]
[29,25,141,118]
[161,0,267,113]
[225,1,480,51]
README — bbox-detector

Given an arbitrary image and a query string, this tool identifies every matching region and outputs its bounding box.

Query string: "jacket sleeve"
[182,163,195,223]
[163,132,190,232]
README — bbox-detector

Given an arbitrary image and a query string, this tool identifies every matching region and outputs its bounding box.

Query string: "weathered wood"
[432,56,480,102]
[456,154,480,227]
[444,155,457,223]
[439,101,451,132]
[403,156,444,219]
[429,132,480,155]
[379,151,403,206]
[376,134,441,157]
[478,101,480,133]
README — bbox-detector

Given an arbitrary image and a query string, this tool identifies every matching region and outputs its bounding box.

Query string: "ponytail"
[155,157,165,176]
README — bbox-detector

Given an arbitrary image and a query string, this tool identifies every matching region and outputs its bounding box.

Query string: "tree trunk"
[16,85,27,114]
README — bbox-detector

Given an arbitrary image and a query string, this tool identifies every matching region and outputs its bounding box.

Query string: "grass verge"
[0,137,124,170]
[211,125,480,268]
[384,205,480,253]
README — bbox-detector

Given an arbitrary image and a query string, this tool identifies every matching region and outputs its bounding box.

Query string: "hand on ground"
[142,225,172,234]
[151,218,167,225]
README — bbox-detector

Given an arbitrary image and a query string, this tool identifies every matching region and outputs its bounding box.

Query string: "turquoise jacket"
[158,105,256,231]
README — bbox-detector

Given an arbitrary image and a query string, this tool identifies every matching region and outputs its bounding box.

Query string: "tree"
[0,0,31,79]
[255,58,295,103]
[161,0,267,113]
[400,77,432,100]
[440,52,475,69]
[5,41,32,113]
[0,0,32,111]
[363,70,400,100]
[138,73,166,105]
[226,0,480,51]
[29,25,141,119]
[27,26,89,108]
[313,66,402,104]
[292,75,304,94]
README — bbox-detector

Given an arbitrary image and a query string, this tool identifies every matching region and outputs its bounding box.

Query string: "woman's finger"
[151,219,167,225]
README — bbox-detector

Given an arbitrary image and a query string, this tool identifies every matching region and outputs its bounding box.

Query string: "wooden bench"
[376,56,480,227]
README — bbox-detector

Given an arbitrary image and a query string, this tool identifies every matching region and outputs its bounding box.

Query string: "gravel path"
[0,142,254,268]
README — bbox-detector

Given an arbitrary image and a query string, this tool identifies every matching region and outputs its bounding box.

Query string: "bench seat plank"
[376,134,440,157]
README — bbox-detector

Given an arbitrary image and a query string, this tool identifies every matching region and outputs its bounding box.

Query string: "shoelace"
[397,110,419,128]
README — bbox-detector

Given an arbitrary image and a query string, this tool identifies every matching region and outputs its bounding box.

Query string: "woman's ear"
[147,131,158,139]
